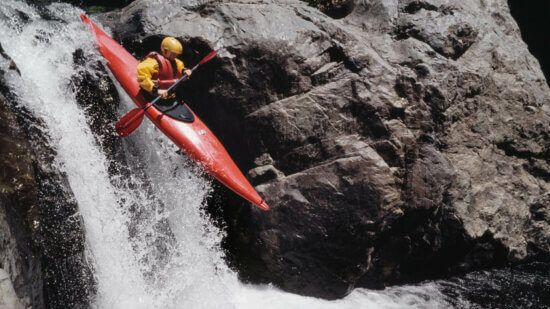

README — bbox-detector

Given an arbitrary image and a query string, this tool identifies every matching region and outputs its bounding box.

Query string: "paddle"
[115,50,218,137]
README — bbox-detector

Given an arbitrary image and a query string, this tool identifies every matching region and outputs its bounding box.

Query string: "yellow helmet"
[161,37,183,55]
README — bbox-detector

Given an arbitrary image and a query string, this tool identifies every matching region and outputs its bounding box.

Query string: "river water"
[0,1,546,308]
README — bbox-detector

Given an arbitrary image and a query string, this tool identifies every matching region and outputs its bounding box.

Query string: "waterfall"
[0,1,463,308]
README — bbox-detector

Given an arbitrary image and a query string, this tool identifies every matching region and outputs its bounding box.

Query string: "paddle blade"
[116,108,145,137]
[198,50,217,65]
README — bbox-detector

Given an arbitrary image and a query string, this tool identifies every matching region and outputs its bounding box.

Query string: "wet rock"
[438,261,550,309]
[71,48,124,175]
[0,47,45,309]
[0,44,93,308]
[0,94,44,309]
[101,0,550,299]
[33,0,134,10]
[0,269,25,309]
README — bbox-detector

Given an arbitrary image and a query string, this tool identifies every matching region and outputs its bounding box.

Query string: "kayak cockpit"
[154,100,195,123]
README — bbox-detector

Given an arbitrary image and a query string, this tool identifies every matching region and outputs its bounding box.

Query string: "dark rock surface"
[0,89,43,309]
[35,0,134,10]
[99,0,550,299]
[0,43,94,308]
[71,48,124,175]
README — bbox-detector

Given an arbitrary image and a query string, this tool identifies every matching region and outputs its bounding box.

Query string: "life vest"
[146,52,182,89]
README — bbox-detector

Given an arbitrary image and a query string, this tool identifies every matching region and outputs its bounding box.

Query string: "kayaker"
[136,36,192,100]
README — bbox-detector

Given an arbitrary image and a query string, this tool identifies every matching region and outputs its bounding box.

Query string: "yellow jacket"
[136,57,185,94]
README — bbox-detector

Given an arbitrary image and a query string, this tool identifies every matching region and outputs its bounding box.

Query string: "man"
[136,36,192,100]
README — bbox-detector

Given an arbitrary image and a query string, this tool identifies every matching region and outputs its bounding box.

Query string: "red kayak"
[81,14,269,211]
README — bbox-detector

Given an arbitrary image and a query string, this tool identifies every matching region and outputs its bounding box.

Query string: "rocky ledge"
[95,0,550,299]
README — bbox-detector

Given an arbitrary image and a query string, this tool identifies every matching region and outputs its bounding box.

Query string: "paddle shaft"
[148,62,200,108]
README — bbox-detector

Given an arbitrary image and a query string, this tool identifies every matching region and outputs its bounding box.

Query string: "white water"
[0,1,465,308]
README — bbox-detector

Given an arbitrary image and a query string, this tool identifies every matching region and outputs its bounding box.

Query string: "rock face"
[71,48,124,174]
[0,91,43,308]
[35,0,133,9]
[100,0,550,299]
[0,269,24,309]
[0,43,94,308]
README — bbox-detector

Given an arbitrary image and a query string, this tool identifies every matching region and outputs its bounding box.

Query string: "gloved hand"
[158,89,169,99]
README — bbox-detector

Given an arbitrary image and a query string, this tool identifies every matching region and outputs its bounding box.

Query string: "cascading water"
[0,1,467,308]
